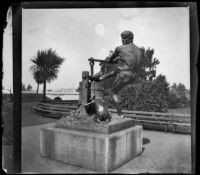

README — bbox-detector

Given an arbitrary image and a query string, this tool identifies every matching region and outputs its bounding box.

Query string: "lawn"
[2,103,13,145]
[22,93,51,103]
[21,103,57,127]
[2,101,57,145]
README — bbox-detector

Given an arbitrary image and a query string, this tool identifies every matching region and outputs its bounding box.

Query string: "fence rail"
[48,100,79,105]
[32,102,191,134]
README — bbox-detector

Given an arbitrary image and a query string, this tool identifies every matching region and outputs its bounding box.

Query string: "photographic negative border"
[12,3,22,173]
[7,1,199,173]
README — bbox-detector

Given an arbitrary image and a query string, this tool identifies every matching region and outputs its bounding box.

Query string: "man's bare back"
[113,43,142,84]
[115,43,142,71]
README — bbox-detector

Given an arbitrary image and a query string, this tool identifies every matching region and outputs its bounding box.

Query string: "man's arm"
[108,47,120,63]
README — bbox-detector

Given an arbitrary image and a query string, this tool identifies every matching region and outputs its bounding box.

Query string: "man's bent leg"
[99,70,117,81]
[111,76,126,118]
[111,73,135,118]
[111,93,123,118]
[89,66,120,82]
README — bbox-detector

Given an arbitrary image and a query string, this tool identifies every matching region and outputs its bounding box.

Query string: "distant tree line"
[168,83,190,108]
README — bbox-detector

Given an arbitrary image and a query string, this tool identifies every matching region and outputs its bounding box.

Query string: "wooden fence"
[32,102,191,134]
[49,100,79,105]
[108,109,191,134]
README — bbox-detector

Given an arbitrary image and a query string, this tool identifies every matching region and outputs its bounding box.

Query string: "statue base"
[40,124,143,173]
[54,114,136,134]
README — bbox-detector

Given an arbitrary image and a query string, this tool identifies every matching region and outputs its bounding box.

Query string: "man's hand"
[89,75,101,82]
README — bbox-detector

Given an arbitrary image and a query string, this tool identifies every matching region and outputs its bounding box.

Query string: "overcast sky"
[3,7,190,91]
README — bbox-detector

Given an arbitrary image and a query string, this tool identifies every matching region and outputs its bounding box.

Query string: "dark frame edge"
[189,2,199,174]
[20,1,189,9]
[12,3,22,173]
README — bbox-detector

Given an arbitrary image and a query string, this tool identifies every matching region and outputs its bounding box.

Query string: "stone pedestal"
[40,125,143,173]
[55,117,136,134]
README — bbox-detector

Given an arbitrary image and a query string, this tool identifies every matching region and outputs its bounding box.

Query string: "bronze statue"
[89,30,142,118]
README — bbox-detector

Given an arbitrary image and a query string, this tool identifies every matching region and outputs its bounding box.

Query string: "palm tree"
[30,48,64,102]
[33,70,44,94]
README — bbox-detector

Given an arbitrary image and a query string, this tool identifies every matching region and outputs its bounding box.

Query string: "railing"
[109,109,191,134]
[49,100,79,105]
[32,102,77,119]
[32,102,191,134]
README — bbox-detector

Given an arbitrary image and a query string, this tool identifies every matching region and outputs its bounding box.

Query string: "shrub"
[104,75,170,112]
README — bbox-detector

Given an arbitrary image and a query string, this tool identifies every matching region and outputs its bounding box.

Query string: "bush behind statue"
[105,75,170,112]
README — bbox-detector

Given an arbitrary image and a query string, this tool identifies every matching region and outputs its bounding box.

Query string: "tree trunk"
[37,83,39,94]
[43,80,46,102]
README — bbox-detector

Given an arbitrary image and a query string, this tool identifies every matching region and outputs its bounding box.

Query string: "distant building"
[46,88,78,95]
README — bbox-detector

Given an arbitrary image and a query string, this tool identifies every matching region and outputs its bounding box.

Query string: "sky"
[3,7,190,91]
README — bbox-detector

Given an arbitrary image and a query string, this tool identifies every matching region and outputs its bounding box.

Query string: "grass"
[2,102,13,145]
[2,100,57,145]
[21,103,57,127]
[22,93,51,103]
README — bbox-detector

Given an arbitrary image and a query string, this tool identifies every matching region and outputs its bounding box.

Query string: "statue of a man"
[90,30,142,118]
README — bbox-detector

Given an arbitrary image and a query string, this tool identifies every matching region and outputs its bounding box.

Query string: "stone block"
[40,125,142,173]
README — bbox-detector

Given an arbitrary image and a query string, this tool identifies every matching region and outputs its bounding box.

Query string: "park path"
[21,123,191,174]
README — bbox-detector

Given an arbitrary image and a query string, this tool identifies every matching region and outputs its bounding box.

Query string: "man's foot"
[95,118,104,124]
[89,76,100,82]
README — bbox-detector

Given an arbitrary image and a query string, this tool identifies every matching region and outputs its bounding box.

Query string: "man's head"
[121,30,134,45]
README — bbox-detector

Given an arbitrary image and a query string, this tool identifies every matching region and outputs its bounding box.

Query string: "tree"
[26,84,32,91]
[30,48,64,102]
[152,75,170,112]
[119,85,138,110]
[134,75,169,112]
[137,47,160,81]
[168,82,190,108]
[171,82,178,91]
[168,91,180,108]
[33,69,44,94]
[177,83,186,97]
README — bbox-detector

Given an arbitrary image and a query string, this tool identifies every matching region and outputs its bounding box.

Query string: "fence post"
[81,71,90,107]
